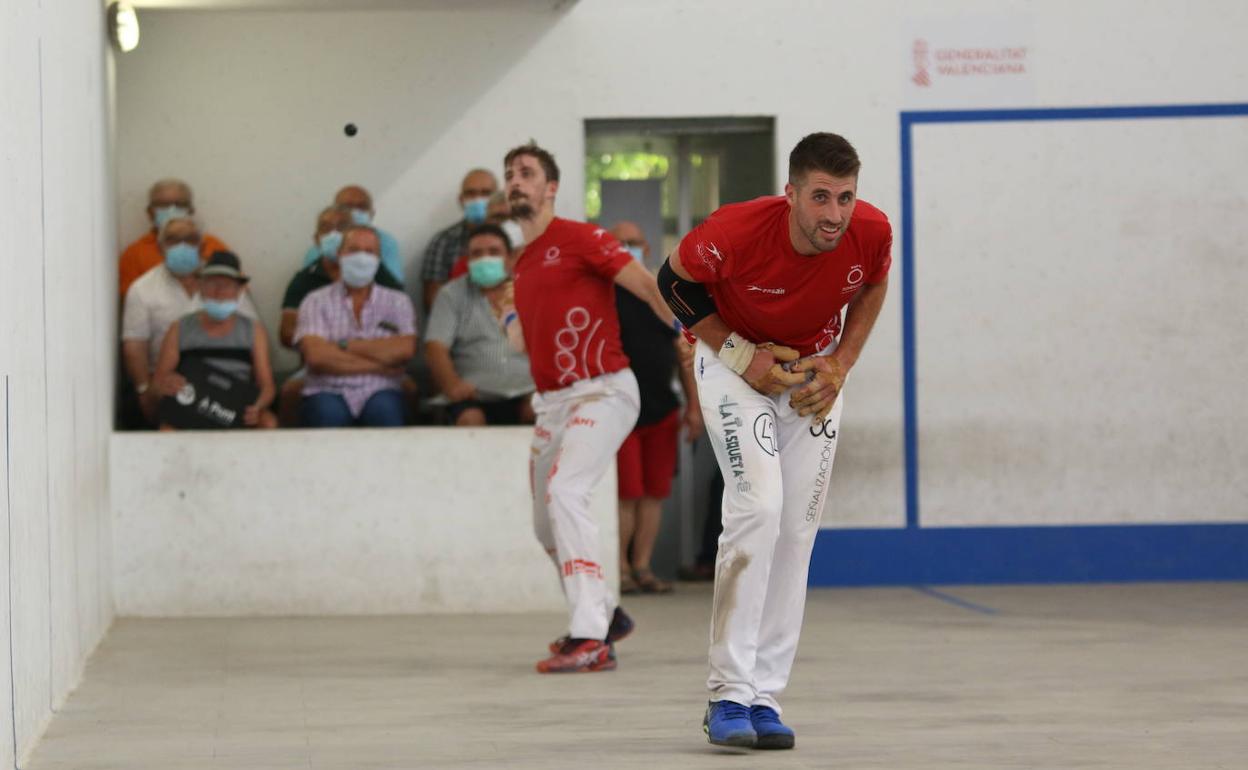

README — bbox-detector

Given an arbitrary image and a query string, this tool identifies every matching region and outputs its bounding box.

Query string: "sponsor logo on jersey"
[747,285,786,295]
[719,396,746,482]
[842,264,865,294]
[696,241,723,274]
[543,246,562,266]
[753,413,777,456]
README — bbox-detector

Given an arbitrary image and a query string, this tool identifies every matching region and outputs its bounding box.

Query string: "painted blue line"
[901,102,1248,125]
[899,115,919,530]
[913,585,998,616]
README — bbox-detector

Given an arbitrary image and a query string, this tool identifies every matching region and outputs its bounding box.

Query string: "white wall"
[111,429,618,616]
[0,0,117,764]
[113,0,1248,539]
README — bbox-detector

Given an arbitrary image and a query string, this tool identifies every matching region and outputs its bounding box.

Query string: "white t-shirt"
[121,265,261,365]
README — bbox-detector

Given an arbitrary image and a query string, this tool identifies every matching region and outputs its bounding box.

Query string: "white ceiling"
[128,0,574,10]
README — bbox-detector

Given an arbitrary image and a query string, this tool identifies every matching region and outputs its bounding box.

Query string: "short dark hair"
[788,132,861,182]
[504,141,560,183]
[465,223,511,253]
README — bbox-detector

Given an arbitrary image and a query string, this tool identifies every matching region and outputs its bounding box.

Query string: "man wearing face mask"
[301,185,405,285]
[150,251,278,430]
[294,225,417,427]
[420,168,499,310]
[119,178,230,298]
[281,206,404,351]
[425,225,535,426]
[122,216,262,426]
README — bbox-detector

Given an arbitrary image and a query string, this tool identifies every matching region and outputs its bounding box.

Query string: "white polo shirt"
[121,265,262,365]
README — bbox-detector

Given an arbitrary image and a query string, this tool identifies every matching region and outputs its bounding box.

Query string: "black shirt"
[282,260,403,310]
[616,287,679,427]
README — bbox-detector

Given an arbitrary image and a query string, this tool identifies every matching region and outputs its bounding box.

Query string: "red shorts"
[616,408,680,500]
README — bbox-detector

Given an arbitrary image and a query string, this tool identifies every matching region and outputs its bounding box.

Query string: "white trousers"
[530,368,640,640]
[695,341,844,711]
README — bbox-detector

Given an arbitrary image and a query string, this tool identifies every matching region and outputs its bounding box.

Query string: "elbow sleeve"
[657,257,717,329]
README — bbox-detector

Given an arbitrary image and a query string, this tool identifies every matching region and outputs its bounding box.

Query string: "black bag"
[158,356,259,430]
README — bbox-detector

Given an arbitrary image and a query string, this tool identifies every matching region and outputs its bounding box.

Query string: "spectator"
[278,206,406,425]
[420,168,499,309]
[119,178,229,298]
[150,251,277,430]
[122,216,261,425]
[611,220,703,594]
[425,225,535,426]
[294,225,417,427]
[446,192,516,283]
[300,185,405,284]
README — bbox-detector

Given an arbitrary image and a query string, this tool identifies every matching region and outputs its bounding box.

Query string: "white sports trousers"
[530,368,640,640]
[693,341,844,711]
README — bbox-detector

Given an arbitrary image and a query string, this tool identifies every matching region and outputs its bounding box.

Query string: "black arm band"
[658,257,717,329]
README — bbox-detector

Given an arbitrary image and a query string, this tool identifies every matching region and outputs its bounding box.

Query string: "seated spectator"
[300,185,405,284]
[150,251,277,430]
[447,193,517,282]
[122,216,261,425]
[425,225,535,426]
[611,220,703,594]
[420,168,499,309]
[281,206,403,350]
[119,178,229,298]
[294,225,417,427]
[278,206,405,425]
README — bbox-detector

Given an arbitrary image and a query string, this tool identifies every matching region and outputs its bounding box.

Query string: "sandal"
[619,571,640,595]
[632,568,673,594]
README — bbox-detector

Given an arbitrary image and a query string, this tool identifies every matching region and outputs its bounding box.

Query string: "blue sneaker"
[703,700,756,748]
[750,705,795,750]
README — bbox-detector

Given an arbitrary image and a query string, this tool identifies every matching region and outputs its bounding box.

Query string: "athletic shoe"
[535,638,616,673]
[703,700,756,748]
[548,606,635,653]
[750,705,795,750]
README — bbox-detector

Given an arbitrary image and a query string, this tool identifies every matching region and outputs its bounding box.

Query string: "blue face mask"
[463,197,489,225]
[468,255,507,288]
[202,299,238,321]
[318,230,343,262]
[339,251,380,288]
[625,245,645,263]
[164,243,200,276]
[349,208,372,226]
[153,205,189,231]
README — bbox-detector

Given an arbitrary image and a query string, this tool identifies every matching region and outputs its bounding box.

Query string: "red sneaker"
[535,639,616,673]
[548,607,634,653]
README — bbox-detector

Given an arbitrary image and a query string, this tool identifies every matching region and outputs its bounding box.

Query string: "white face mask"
[500,219,525,249]
[339,251,380,287]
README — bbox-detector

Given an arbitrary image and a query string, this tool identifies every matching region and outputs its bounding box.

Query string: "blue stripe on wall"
[809,524,1248,586]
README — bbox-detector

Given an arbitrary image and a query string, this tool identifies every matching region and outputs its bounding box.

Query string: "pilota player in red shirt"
[496,142,679,674]
[658,133,891,749]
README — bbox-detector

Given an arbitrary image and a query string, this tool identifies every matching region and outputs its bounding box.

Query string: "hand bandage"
[717,332,757,376]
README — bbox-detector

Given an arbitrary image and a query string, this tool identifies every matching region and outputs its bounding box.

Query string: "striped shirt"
[293,281,416,417]
[425,276,534,399]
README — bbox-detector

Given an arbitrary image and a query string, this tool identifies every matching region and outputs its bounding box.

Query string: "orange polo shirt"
[118,230,229,298]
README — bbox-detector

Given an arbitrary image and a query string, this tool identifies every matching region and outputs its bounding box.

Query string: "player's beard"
[509,192,535,220]
[800,214,845,253]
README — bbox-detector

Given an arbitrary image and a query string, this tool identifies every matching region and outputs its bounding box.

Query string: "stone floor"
[25,582,1248,769]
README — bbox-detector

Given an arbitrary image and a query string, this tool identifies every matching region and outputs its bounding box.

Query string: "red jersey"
[678,195,891,356]
[514,218,634,392]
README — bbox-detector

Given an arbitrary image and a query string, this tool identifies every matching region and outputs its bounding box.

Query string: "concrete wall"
[0,0,117,764]
[111,429,618,616]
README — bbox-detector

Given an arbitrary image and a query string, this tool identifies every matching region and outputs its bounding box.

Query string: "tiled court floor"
[26,582,1248,769]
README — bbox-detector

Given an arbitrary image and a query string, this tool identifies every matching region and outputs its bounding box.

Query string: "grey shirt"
[425,277,535,400]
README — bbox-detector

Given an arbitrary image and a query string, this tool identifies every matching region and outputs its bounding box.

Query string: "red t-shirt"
[678,195,891,356]
[514,218,634,392]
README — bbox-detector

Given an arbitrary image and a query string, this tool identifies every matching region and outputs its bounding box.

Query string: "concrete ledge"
[111,428,618,616]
